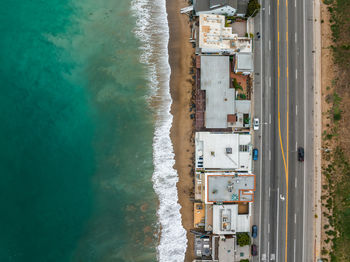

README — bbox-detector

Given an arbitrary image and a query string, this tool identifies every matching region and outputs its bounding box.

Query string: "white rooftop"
[199,14,252,54]
[213,204,250,235]
[195,132,252,171]
[218,237,236,262]
[235,53,254,73]
[201,56,234,128]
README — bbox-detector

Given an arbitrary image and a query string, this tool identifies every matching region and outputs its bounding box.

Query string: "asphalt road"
[252,0,315,261]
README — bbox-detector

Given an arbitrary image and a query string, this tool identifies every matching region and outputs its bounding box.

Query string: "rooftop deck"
[194,203,205,228]
[205,173,256,203]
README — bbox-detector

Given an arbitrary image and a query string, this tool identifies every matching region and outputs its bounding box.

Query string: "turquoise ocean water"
[0,0,161,261]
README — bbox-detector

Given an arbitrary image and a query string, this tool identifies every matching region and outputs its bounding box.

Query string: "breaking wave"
[130,0,187,261]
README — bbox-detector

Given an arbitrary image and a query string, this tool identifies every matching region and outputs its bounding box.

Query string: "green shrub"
[236,232,251,247]
[246,0,261,17]
[233,78,243,90]
[333,108,341,121]
[237,93,247,100]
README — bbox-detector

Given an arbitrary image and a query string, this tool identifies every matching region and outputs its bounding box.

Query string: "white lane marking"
[302,0,307,260]
[269,5,271,15]
[269,150,271,160]
[296,69,298,79]
[269,186,271,197]
[294,239,297,262]
[296,105,298,115]
[269,40,271,51]
[276,187,280,260]
[258,5,263,260]
[295,176,298,188]
[269,76,271,87]
[295,0,297,7]
[295,213,297,224]
[267,241,270,261]
[295,32,297,43]
[269,113,272,124]
[268,223,270,234]
[296,141,298,151]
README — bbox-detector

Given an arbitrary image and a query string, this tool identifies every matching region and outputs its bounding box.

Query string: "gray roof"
[194,0,238,12]
[236,53,253,71]
[210,0,237,9]
[200,56,234,128]
[236,100,251,114]
[207,174,255,202]
[237,0,249,15]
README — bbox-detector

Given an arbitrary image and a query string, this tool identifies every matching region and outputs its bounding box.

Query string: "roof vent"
[226,147,232,154]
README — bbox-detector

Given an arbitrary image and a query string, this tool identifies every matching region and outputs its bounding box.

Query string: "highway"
[252,0,315,261]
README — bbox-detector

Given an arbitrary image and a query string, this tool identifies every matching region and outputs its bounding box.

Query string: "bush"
[237,93,247,100]
[333,108,341,121]
[246,0,261,17]
[233,78,243,90]
[236,232,251,247]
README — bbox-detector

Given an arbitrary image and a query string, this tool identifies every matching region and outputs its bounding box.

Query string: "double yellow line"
[277,0,289,261]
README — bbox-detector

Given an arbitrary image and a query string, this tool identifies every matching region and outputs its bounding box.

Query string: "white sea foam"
[130,0,187,261]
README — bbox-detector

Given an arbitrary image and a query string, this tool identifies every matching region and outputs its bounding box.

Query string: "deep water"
[0,0,158,261]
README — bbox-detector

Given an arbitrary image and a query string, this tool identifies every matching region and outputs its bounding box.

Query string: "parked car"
[251,244,258,256]
[253,118,260,130]
[253,148,259,161]
[252,225,258,238]
[298,147,304,162]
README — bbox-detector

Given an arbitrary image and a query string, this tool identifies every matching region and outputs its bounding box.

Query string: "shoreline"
[166,0,195,261]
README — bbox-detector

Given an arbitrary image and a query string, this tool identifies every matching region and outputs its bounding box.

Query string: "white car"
[253,118,260,130]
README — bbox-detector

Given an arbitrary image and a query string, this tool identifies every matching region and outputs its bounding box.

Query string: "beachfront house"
[193,0,249,17]
[195,132,252,171]
[198,14,252,55]
[234,52,254,75]
[198,56,251,130]
[204,172,255,203]
[212,204,250,234]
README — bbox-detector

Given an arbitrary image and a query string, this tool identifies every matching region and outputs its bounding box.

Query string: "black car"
[251,244,258,256]
[298,147,304,162]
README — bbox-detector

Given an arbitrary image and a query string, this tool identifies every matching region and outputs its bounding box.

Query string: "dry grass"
[320,0,350,261]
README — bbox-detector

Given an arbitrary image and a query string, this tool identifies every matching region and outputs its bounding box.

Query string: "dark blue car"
[252,225,258,238]
[253,148,258,161]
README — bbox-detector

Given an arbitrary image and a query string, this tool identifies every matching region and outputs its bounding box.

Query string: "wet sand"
[166,0,195,261]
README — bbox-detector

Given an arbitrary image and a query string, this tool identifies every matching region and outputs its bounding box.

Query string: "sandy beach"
[167,0,195,261]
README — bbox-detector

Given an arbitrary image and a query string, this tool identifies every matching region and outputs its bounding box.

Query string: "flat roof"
[212,204,250,234]
[194,235,211,258]
[205,204,214,231]
[194,203,205,228]
[218,237,236,262]
[213,204,237,234]
[195,132,252,171]
[199,14,252,53]
[199,14,237,53]
[205,172,255,203]
[201,56,234,128]
[236,53,253,71]
[236,100,251,113]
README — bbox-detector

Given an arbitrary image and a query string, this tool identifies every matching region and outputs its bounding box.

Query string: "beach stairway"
[180,5,193,14]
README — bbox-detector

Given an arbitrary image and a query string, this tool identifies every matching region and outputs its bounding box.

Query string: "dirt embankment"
[320,0,350,261]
